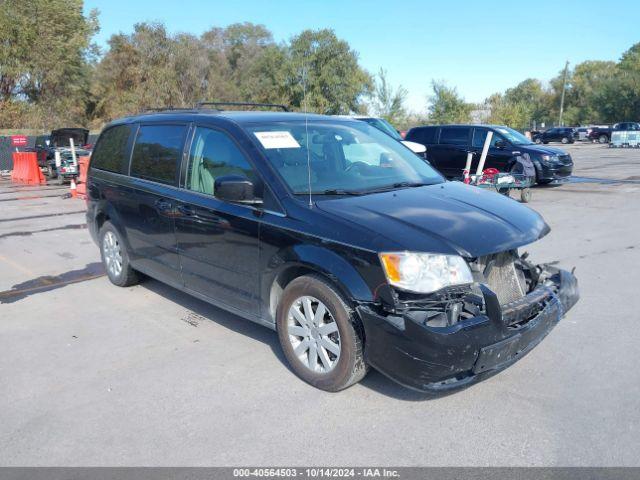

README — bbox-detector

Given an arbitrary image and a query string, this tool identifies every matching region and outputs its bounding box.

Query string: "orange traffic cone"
[70,178,77,198]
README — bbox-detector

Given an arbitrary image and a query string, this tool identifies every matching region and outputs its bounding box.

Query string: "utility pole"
[558,60,569,126]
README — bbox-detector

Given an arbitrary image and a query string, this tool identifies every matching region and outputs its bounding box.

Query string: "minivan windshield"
[494,126,534,145]
[246,120,444,195]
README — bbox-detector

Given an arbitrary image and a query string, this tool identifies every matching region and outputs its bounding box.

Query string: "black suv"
[405,125,573,184]
[86,107,579,393]
[533,127,576,144]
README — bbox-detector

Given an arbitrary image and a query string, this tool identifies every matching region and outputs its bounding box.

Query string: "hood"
[518,144,568,156]
[315,181,549,258]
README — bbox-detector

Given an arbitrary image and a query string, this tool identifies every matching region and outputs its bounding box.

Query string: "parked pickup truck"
[588,122,640,143]
[35,128,91,179]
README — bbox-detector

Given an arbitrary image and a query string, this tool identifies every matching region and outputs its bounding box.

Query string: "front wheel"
[561,137,569,144]
[534,138,542,144]
[599,135,608,144]
[276,275,368,391]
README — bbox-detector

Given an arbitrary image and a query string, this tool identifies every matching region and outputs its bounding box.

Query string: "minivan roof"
[107,110,348,128]
[410,124,510,129]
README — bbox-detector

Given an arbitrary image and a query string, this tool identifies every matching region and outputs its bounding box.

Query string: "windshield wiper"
[360,182,430,194]
[302,189,363,196]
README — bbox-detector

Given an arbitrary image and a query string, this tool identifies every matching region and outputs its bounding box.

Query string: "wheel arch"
[94,204,132,251]
[265,245,376,325]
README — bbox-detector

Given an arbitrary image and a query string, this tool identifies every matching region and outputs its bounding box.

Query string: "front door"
[471,128,513,172]
[174,126,261,317]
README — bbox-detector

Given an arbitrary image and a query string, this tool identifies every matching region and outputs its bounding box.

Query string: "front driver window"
[186,127,261,198]
[472,129,503,148]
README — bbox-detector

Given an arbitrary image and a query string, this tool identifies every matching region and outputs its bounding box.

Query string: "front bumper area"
[537,162,573,183]
[357,267,579,393]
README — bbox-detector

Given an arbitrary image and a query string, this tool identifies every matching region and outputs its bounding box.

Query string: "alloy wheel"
[287,296,341,373]
[103,231,123,278]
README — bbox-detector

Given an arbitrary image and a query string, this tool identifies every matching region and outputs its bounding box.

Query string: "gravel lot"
[1,143,639,466]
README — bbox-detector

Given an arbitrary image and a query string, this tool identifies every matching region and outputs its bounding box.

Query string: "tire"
[561,137,569,144]
[534,138,542,144]
[45,165,57,178]
[99,221,140,287]
[276,274,368,391]
[599,135,608,144]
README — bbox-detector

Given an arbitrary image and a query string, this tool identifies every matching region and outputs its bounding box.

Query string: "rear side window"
[90,125,133,174]
[130,124,187,185]
[439,127,470,145]
[407,127,437,144]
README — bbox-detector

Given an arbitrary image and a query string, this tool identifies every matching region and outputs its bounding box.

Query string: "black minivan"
[87,107,579,393]
[405,125,573,184]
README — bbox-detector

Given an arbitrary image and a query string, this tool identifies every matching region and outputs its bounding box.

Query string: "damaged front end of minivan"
[357,250,579,393]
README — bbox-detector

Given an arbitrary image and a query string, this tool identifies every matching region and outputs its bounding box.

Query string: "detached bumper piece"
[358,266,579,393]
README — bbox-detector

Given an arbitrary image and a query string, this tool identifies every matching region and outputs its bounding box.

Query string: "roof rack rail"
[142,106,194,113]
[195,101,289,112]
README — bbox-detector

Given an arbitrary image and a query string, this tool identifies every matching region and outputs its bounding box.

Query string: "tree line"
[428,43,640,129]
[1,0,638,132]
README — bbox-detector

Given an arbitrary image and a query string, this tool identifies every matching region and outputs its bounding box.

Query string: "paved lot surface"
[1,143,639,466]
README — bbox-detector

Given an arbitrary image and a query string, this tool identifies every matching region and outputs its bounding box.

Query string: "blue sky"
[84,0,640,113]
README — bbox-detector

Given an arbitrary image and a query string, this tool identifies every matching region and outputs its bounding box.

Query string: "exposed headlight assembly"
[379,252,474,294]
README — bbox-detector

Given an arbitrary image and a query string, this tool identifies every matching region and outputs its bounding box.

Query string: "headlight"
[541,154,558,163]
[379,252,473,294]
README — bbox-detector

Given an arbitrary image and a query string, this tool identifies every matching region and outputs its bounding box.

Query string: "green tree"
[427,81,472,124]
[0,0,98,128]
[484,93,532,130]
[370,68,407,126]
[286,29,372,114]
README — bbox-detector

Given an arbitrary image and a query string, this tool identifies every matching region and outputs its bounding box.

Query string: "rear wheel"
[599,134,608,144]
[276,275,367,391]
[561,136,569,144]
[534,137,542,144]
[99,222,140,287]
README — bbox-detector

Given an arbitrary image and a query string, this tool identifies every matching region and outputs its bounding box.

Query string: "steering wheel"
[345,161,369,173]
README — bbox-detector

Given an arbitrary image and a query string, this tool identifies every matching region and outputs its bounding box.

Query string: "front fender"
[279,244,376,302]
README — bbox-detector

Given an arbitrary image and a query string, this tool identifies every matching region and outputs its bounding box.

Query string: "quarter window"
[130,124,187,185]
[91,125,133,174]
[439,127,470,145]
[186,127,260,198]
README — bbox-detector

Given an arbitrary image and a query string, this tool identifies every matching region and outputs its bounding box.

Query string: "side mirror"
[494,140,506,149]
[401,140,427,154]
[214,175,262,205]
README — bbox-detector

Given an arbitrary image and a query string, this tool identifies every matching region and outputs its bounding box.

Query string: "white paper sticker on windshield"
[254,131,300,149]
